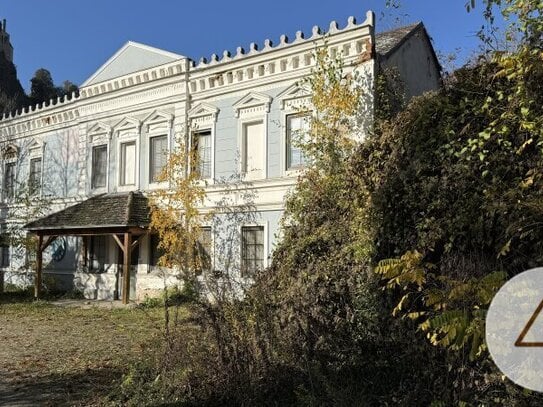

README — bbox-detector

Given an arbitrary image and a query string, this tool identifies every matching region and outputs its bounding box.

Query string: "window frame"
[191,129,213,181]
[187,103,218,185]
[3,160,16,202]
[149,233,165,269]
[239,223,268,277]
[148,134,169,185]
[0,244,10,269]
[195,226,213,275]
[117,138,139,190]
[285,113,310,171]
[239,118,267,181]
[28,156,42,197]
[0,223,10,269]
[88,235,107,273]
[91,144,108,191]
[235,95,269,181]
[277,83,312,176]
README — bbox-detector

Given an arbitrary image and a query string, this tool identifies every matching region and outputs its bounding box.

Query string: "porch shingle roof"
[25,191,150,232]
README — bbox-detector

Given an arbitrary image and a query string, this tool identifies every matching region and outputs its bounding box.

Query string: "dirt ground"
[0,298,165,407]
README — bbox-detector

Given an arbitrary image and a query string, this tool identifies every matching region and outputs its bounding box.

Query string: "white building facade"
[0,11,441,300]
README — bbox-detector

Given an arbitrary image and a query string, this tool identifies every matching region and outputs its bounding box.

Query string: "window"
[91,145,107,189]
[120,141,136,186]
[0,245,9,268]
[0,224,9,268]
[29,157,42,195]
[195,227,212,274]
[4,162,15,200]
[192,130,212,179]
[149,135,168,183]
[241,226,264,276]
[242,121,264,180]
[286,114,310,170]
[149,234,165,267]
[89,236,107,272]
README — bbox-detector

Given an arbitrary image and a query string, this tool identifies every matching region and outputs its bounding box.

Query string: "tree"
[366,1,543,403]
[0,142,51,293]
[59,80,79,99]
[29,69,58,105]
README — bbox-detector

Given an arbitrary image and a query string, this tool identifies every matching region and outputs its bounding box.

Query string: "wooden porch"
[24,192,150,304]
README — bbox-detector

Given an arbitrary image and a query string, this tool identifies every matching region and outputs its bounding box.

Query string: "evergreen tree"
[29,68,58,105]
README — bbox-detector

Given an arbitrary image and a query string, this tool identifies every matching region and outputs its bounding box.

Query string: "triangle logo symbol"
[515,299,543,347]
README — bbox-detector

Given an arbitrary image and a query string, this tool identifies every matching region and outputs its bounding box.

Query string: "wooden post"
[82,236,88,269]
[35,234,43,299]
[122,232,132,304]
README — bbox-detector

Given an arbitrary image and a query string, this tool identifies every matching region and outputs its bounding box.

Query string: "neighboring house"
[0,11,440,302]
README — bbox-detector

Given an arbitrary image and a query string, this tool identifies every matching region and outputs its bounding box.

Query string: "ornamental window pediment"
[143,110,173,133]
[113,117,141,139]
[188,102,219,129]
[277,83,311,110]
[233,92,272,118]
[88,122,112,144]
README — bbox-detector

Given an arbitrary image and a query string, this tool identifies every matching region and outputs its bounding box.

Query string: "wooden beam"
[112,234,124,253]
[130,233,146,252]
[34,235,43,300]
[41,235,57,252]
[122,232,132,304]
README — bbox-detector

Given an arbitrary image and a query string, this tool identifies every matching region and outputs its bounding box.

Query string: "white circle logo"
[486,267,543,392]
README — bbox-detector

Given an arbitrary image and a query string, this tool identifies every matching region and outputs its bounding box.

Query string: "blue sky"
[1,1,505,92]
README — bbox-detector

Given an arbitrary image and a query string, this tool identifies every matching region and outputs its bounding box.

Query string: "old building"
[0,10,440,302]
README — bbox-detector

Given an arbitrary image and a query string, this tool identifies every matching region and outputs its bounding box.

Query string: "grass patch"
[0,296,169,406]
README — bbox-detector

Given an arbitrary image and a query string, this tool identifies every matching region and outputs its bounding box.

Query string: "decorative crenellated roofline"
[0,58,187,126]
[0,10,375,127]
[190,10,375,70]
[1,91,80,122]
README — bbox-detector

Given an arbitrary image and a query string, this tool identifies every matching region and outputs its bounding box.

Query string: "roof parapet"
[192,10,375,70]
[1,91,80,122]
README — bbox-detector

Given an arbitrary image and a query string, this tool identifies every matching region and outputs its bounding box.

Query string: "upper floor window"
[241,226,264,277]
[242,121,265,180]
[3,162,15,200]
[120,141,136,186]
[91,145,107,189]
[149,135,168,183]
[286,114,310,170]
[29,157,42,196]
[192,130,212,179]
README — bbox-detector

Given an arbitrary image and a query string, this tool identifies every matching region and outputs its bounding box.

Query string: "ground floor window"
[89,236,107,272]
[195,227,212,274]
[241,226,264,276]
[149,234,164,267]
[0,245,9,268]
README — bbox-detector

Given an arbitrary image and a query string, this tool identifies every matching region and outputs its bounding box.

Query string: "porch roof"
[25,191,150,234]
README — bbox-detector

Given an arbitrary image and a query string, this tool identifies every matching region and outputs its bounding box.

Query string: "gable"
[82,41,185,86]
